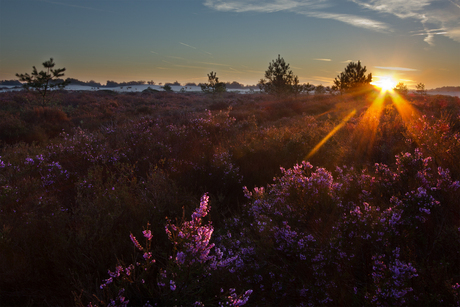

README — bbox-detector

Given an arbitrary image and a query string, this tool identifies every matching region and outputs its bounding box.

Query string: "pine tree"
[201,71,226,94]
[259,55,300,97]
[16,58,69,105]
[332,61,372,94]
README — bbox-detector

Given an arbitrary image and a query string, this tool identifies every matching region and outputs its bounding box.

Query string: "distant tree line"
[0,80,22,86]
[106,80,146,87]
[64,78,103,87]
[429,86,460,92]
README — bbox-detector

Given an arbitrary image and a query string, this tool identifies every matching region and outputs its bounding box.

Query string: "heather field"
[1,90,459,306]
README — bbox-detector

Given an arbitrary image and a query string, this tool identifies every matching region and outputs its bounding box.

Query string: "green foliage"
[16,58,70,105]
[259,55,301,97]
[333,61,372,94]
[201,71,227,94]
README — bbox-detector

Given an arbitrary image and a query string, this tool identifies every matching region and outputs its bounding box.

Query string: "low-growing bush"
[0,90,459,306]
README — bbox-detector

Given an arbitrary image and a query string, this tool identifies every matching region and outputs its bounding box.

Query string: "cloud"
[179,42,197,49]
[314,58,332,61]
[174,64,206,69]
[300,11,390,32]
[312,75,334,84]
[167,56,187,61]
[204,0,390,32]
[196,61,231,66]
[245,69,265,74]
[374,66,418,71]
[204,0,460,44]
[203,0,329,13]
[349,0,460,44]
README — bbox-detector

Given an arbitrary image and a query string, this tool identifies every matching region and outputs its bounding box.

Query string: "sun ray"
[389,91,420,130]
[353,92,386,158]
[306,109,357,160]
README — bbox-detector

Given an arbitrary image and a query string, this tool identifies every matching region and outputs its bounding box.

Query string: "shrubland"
[0,89,459,306]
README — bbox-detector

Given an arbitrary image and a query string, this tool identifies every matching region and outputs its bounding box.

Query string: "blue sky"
[1,0,459,88]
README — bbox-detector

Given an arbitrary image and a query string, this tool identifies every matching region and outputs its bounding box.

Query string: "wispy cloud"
[150,51,158,55]
[204,0,390,32]
[312,76,333,84]
[374,66,418,71]
[179,42,213,57]
[245,70,265,74]
[350,0,460,44]
[204,0,460,44]
[300,11,390,32]
[228,67,242,72]
[450,0,460,9]
[179,42,197,49]
[314,58,332,61]
[203,0,329,13]
[174,64,206,69]
[196,61,231,66]
[167,56,187,61]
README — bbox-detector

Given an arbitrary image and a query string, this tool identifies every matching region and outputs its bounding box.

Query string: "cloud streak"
[204,0,460,43]
[204,0,390,32]
[314,58,332,61]
[179,42,197,49]
[349,0,460,44]
[375,66,418,71]
[203,0,329,13]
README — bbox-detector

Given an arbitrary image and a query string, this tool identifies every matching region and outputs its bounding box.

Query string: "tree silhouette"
[259,55,300,97]
[162,84,173,92]
[416,82,426,95]
[201,71,226,94]
[332,61,372,94]
[394,82,408,95]
[303,83,315,95]
[16,58,69,105]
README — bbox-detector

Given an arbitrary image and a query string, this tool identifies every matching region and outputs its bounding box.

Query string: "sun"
[372,76,397,92]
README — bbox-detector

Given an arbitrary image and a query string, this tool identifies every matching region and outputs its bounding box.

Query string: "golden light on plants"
[305,109,356,160]
[353,92,386,157]
[389,91,420,124]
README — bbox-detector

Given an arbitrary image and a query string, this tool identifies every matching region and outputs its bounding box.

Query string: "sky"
[1,0,459,89]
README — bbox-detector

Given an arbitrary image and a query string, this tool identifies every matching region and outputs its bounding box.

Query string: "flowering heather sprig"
[130,233,144,251]
[143,229,153,241]
[227,288,253,307]
[367,248,418,306]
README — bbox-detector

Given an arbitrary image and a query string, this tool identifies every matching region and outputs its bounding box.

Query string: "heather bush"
[1,90,459,306]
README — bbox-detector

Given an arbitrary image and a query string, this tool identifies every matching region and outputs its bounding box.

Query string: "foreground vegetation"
[0,89,459,306]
